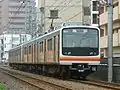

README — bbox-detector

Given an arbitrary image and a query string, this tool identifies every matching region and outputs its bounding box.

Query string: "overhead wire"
[54,0,67,10]
[59,0,82,14]
[58,0,74,11]
[48,0,59,10]
[65,4,91,22]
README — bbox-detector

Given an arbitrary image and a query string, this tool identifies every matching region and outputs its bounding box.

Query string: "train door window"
[34,44,36,53]
[27,46,28,55]
[24,47,25,54]
[31,44,33,61]
[40,42,41,52]
[50,39,52,50]
[36,42,38,60]
[25,47,27,55]
[54,36,56,61]
[47,39,52,51]
[40,41,43,52]
[58,35,59,60]
[44,40,46,52]
[54,36,56,51]
[41,41,43,52]
[47,39,49,51]
[29,45,31,54]
[37,42,39,53]
[19,48,21,60]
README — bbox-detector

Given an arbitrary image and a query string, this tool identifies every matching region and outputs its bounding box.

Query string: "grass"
[0,83,6,90]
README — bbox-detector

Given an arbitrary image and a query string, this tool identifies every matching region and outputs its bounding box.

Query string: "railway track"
[0,66,120,90]
[0,67,72,90]
[71,79,120,90]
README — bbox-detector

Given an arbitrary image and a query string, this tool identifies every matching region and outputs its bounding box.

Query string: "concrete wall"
[89,57,120,83]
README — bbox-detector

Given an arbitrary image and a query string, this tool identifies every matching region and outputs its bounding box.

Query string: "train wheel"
[60,67,70,80]
[80,76,86,80]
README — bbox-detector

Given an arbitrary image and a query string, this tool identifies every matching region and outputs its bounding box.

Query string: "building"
[38,0,99,32]
[25,0,37,36]
[33,7,42,37]
[0,34,31,62]
[0,0,36,35]
[91,0,99,27]
[100,0,120,57]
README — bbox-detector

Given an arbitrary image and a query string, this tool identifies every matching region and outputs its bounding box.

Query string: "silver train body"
[9,22,101,79]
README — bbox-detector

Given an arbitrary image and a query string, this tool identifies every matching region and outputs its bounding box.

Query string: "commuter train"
[8,22,101,79]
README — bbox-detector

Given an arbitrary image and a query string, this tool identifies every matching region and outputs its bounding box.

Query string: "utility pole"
[40,0,45,34]
[107,0,113,83]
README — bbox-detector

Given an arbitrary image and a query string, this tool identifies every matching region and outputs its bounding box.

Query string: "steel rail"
[0,67,72,90]
[70,79,120,90]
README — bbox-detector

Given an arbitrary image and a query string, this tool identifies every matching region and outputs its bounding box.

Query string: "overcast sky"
[35,0,38,7]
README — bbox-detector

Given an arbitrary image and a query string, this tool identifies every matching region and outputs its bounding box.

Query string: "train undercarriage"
[9,63,97,80]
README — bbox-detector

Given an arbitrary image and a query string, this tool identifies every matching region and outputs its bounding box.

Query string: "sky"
[35,0,38,7]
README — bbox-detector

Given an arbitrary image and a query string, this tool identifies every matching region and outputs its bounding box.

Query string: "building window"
[1,46,3,51]
[100,29,104,37]
[84,7,90,15]
[92,14,98,24]
[99,6,104,14]
[93,1,98,11]
[4,44,6,48]
[1,39,3,44]
[105,24,108,35]
[113,2,118,8]
[113,29,118,34]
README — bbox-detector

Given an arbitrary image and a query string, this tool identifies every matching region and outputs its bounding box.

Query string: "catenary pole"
[107,0,113,83]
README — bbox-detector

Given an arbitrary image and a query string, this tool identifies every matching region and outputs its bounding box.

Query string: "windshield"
[62,27,99,56]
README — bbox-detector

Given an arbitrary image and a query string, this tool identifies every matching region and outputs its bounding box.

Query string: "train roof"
[9,22,100,51]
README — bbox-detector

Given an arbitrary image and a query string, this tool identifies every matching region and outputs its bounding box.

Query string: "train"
[8,22,101,79]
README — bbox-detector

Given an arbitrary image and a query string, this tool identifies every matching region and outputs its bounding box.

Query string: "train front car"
[60,25,100,79]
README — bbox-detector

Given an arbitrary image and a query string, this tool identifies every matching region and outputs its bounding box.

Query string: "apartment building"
[0,34,31,62]
[38,0,99,32]
[91,0,99,27]
[100,0,120,57]
[0,0,36,35]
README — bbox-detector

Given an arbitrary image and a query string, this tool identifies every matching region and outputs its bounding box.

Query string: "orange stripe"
[60,57,100,61]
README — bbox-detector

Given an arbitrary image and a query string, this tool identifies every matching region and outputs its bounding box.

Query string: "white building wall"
[0,34,31,62]
[38,0,92,31]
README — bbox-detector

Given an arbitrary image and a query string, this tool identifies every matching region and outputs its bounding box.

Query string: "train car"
[9,22,100,79]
